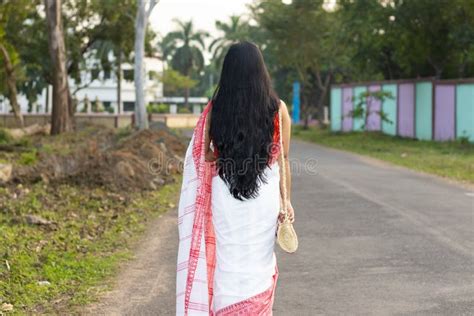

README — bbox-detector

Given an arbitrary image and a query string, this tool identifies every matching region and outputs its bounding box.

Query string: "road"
[85,140,474,315]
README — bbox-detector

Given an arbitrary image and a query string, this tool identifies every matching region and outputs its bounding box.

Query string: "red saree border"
[215,264,279,316]
[184,102,216,316]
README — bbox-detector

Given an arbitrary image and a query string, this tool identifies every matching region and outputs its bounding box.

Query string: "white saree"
[176,102,280,315]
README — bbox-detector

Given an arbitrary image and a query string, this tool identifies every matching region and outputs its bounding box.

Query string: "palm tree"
[165,19,208,106]
[209,15,250,67]
[157,33,175,72]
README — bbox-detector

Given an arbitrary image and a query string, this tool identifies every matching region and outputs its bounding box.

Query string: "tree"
[0,0,40,126]
[134,0,159,130]
[253,0,347,127]
[45,0,73,134]
[0,29,24,127]
[160,68,197,95]
[90,0,137,114]
[156,33,176,72]
[165,20,208,106]
[349,90,394,132]
[209,15,250,67]
[337,0,474,79]
[391,0,474,78]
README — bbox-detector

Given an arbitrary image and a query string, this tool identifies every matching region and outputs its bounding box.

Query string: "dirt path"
[83,207,178,316]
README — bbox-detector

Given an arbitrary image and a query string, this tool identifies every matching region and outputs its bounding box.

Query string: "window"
[103,70,111,80]
[103,101,113,113]
[123,69,134,82]
[123,102,135,112]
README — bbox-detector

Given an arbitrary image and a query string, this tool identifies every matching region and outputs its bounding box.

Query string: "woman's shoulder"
[278,99,289,116]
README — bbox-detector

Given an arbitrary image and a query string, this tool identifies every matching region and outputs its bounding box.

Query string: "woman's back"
[176,41,293,316]
[208,41,280,201]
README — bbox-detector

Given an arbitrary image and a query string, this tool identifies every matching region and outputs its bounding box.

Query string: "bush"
[0,128,12,145]
[147,103,169,114]
[178,106,191,114]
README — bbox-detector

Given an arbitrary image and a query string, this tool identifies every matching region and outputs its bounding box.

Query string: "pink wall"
[434,85,455,141]
[367,85,381,131]
[398,84,415,137]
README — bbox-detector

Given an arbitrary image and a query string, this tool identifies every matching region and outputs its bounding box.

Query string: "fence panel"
[434,84,455,141]
[330,88,342,131]
[415,82,433,140]
[381,84,397,135]
[367,85,381,131]
[398,83,415,138]
[353,86,367,131]
[455,84,474,141]
[342,87,353,132]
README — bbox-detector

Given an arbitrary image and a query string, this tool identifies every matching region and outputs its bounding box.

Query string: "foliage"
[2,0,473,117]
[336,0,474,79]
[160,68,197,95]
[349,90,394,131]
[164,19,208,77]
[161,19,208,105]
[294,127,474,184]
[178,106,191,114]
[18,149,38,166]
[84,0,138,89]
[0,0,157,113]
[0,0,39,110]
[209,15,251,67]
[147,103,169,114]
[252,0,349,125]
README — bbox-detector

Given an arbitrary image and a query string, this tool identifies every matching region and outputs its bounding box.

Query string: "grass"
[293,127,474,184]
[18,150,38,166]
[0,179,181,314]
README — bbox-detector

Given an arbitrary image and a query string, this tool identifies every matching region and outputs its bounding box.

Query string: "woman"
[176,41,294,315]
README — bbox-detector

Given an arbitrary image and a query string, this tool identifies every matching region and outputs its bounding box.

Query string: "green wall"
[415,82,433,140]
[330,88,342,131]
[353,86,367,131]
[382,84,397,135]
[456,84,474,142]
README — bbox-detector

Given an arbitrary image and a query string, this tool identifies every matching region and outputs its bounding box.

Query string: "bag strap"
[278,106,289,222]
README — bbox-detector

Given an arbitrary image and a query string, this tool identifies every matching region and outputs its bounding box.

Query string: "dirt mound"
[7,125,188,191]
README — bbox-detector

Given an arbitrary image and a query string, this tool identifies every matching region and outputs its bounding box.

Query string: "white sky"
[149,0,255,38]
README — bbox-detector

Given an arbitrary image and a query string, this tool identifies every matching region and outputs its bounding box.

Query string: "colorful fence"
[330,79,474,142]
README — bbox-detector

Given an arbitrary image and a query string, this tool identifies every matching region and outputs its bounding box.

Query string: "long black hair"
[210,41,279,201]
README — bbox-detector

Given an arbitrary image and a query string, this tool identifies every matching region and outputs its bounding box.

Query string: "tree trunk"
[0,44,24,127]
[314,71,331,126]
[315,80,330,126]
[116,49,122,114]
[45,86,49,113]
[300,91,310,130]
[67,82,76,129]
[184,87,190,108]
[183,66,190,108]
[45,0,72,135]
[134,0,157,130]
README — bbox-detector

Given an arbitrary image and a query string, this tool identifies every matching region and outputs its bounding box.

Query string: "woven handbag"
[276,107,298,254]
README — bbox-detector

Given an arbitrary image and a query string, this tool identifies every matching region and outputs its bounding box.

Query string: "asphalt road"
[85,140,474,316]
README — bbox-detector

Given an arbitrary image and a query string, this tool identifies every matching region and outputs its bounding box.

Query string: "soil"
[1,123,187,191]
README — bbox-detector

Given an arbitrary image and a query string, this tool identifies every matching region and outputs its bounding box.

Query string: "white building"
[0,57,164,115]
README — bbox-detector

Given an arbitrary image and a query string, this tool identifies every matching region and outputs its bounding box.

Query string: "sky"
[149,0,255,38]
